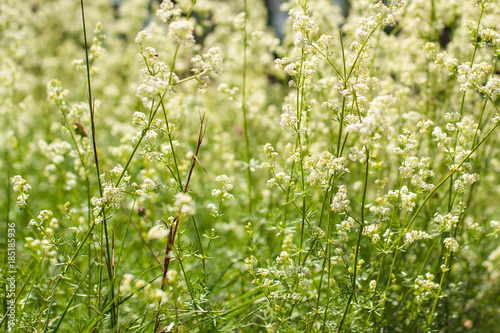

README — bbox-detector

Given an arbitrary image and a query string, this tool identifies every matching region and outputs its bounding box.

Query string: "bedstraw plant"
[2,0,500,332]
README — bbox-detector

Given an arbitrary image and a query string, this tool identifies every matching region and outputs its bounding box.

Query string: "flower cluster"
[304,152,349,187]
[12,175,31,209]
[330,185,351,213]
[211,175,234,201]
[174,192,196,216]
[413,273,440,305]
[191,47,224,93]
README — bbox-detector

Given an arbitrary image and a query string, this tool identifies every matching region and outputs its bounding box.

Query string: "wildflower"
[167,19,195,46]
[280,104,298,131]
[453,173,479,193]
[147,222,170,240]
[212,175,234,201]
[244,256,256,272]
[12,175,31,209]
[174,193,196,215]
[434,213,459,233]
[156,0,181,22]
[207,203,218,215]
[405,230,431,245]
[400,186,417,212]
[132,111,147,127]
[47,79,68,108]
[444,237,459,253]
[135,30,148,44]
[413,273,440,304]
[330,185,350,213]
[191,47,223,93]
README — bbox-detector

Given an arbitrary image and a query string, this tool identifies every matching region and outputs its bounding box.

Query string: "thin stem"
[79,0,116,329]
[242,0,253,216]
[338,150,370,332]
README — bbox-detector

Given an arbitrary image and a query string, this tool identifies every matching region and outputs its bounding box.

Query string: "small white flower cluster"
[290,10,319,49]
[481,77,500,101]
[132,115,168,163]
[387,185,417,212]
[304,152,349,187]
[191,47,224,93]
[405,230,431,245]
[174,192,196,216]
[207,203,219,216]
[90,181,126,224]
[156,1,195,46]
[274,56,319,88]
[479,27,500,48]
[269,171,292,188]
[38,140,73,165]
[90,22,106,64]
[72,22,106,74]
[233,12,246,31]
[374,0,400,27]
[432,126,453,154]
[135,44,178,108]
[217,83,240,100]
[132,111,148,128]
[211,175,234,201]
[347,95,395,158]
[315,34,335,57]
[355,16,378,44]
[263,143,279,159]
[394,128,418,156]
[167,19,195,47]
[399,157,419,179]
[423,43,458,73]
[135,178,164,197]
[147,221,170,240]
[335,216,356,242]
[156,0,181,23]
[12,175,31,209]
[456,61,491,94]
[161,140,180,157]
[24,237,52,254]
[474,0,493,11]
[426,27,493,96]
[47,79,69,111]
[491,220,500,236]
[279,103,299,132]
[410,157,434,192]
[284,143,306,163]
[434,213,459,233]
[453,173,479,193]
[244,255,256,272]
[29,210,52,228]
[330,185,351,213]
[413,273,440,305]
[363,223,381,244]
[443,237,459,253]
[272,251,310,293]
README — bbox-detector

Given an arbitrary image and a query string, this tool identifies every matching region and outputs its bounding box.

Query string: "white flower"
[156,0,181,22]
[330,185,350,212]
[207,203,218,215]
[400,186,417,212]
[444,238,459,253]
[147,223,170,240]
[12,175,31,208]
[174,193,196,215]
[167,19,195,46]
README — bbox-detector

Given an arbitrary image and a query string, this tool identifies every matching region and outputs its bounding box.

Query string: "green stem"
[242,0,253,216]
